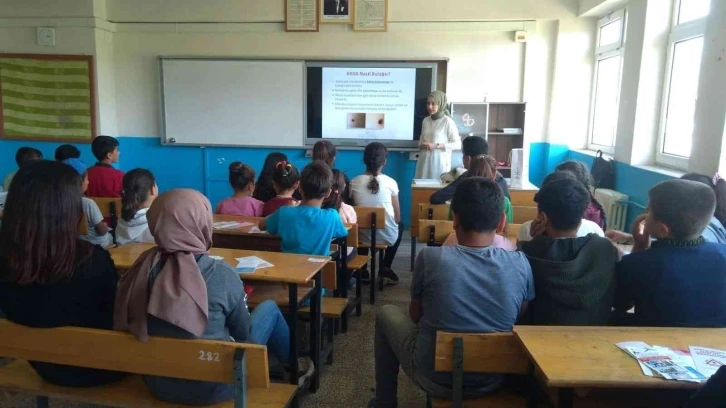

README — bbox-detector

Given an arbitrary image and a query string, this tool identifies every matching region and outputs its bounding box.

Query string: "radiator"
[593,188,629,231]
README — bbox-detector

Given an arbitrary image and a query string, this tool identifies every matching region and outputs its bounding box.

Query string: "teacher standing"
[414,91,462,179]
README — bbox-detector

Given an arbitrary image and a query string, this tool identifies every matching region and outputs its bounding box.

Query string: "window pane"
[663,36,704,157]
[599,19,622,47]
[678,0,710,24]
[591,55,622,147]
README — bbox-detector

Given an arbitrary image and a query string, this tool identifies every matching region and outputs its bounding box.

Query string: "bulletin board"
[0,53,96,142]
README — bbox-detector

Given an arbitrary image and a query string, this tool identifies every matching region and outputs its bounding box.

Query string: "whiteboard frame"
[159,56,307,148]
[158,57,441,148]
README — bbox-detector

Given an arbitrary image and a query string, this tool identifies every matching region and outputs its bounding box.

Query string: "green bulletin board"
[0,54,96,142]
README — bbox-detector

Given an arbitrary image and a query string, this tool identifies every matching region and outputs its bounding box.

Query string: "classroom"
[0,0,725,407]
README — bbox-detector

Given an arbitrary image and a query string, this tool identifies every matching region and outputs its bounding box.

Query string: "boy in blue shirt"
[614,179,726,328]
[260,161,348,255]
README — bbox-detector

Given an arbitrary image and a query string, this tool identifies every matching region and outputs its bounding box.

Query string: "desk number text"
[199,351,220,362]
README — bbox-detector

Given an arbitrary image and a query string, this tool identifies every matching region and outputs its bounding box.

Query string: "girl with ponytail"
[216,162,264,216]
[262,161,301,217]
[117,168,158,245]
[350,143,402,285]
[322,169,357,224]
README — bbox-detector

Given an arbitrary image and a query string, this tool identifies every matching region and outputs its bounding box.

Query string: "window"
[588,9,625,154]
[656,0,710,169]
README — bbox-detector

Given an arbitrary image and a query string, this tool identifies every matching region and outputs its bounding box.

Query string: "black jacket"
[430,171,511,204]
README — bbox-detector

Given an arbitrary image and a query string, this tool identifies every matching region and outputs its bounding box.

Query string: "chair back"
[434,331,529,375]
[418,203,450,221]
[78,215,89,235]
[417,220,454,245]
[512,206,538,224]
[0,318,270,388]
[353,207,387,229]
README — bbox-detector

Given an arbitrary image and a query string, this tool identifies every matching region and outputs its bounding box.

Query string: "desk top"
[108,243,329,284]
[411,179,538,191]
[515,326,726,389]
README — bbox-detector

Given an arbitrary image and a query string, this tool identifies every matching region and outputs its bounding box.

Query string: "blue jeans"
[249,300,290,362]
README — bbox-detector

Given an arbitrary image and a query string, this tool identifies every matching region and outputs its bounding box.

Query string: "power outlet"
[409,152,420,161]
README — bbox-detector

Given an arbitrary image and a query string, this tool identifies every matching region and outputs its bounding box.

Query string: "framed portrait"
[353,0,387,32]
[320,0,352,24]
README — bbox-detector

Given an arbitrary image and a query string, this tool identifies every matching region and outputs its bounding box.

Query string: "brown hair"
[468,154,497,180]
[363,142,387,195]
[312,140,337,167]
[322,169,347,211]
[0,161,93,285]
[228,162,256,192]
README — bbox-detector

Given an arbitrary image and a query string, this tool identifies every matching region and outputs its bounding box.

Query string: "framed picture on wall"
[286,0,319,32]
[353,0,387,32]
[320,0,352,24]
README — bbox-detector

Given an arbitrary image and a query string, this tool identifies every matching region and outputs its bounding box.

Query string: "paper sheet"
[690,346,726,378]
[209,256,224,261]
[308,257,327,263]
[213,221,252,230]
[235,256,274,271]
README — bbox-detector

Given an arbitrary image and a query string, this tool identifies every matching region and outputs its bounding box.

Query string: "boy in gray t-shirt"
[370,178,534,408]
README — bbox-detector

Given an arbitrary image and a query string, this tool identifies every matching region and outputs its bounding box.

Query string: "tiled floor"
[0,233,427,408]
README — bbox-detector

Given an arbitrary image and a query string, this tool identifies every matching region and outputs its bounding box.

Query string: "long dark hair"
[313,140,337,167]
[364,142,387,194]
[468,155,497,180]
[0,161,92,285]
[121,168,156,222]
[254,152,288,201]
[556,159,606,220]
[272,161,300,192]
[681,173,726,226]
[322,169,347,211]
[229,162,256,192]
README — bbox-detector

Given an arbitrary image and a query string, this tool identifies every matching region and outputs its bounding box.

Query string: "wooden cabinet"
[487,102,526,179]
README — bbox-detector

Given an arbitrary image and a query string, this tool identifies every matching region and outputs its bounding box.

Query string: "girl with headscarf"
[414,91,462,179]
[114,189,312,405]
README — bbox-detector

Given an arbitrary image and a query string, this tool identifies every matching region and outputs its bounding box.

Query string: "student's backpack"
[590,150,615,190]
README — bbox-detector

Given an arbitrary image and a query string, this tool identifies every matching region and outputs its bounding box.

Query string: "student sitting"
[55,144,81,162]
[116,169,158,245]
[614,179,726,327]
[312,140,351,205]
[370,178,534,408]
[253,152,288,202]
[323,169,357,224]
[0,160,124,387]
[216,162,264,217]
[3,147,42,191]
[260,161,348,256]
[430,136,510,203]
[114,189,312,405]
[556,161,607,229]
[350,143,402,284]
[262,161,300,217]
[519,177,618,325]
[64,159,112,248]
[87,135,124,197]
[518,172,605,243]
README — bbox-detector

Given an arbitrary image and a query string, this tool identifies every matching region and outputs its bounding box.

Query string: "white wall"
[107,0,579,22]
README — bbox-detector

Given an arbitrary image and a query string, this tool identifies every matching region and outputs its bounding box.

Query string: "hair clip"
[333,189,339,195]
[275,161,287,169]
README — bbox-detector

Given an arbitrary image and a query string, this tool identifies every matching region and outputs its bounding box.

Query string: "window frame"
[655,0,709,170]
[587,8,626,154]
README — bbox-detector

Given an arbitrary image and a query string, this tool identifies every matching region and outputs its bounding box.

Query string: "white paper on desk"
[412,178,441,186]
[616,342,655,376]
[651,345,704,382]
[213,221,242,229]
[235,256,274,270]
[209,256,224,261]
[307,257,327,263]
[347,247,355,257]
[690,346,726,379]
[247,226,268,234]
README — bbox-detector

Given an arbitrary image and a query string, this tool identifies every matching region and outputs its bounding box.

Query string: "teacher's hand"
[421,142,435,151]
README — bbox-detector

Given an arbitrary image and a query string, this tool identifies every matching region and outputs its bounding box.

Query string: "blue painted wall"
[527,142,676,227]
[0,137,418,224]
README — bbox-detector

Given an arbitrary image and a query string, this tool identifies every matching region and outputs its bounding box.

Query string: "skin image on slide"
[347,113,366,129]
[365,113,385,130]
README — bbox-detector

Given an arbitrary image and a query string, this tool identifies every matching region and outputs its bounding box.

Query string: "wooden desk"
[515,326,726,408]
[108,243,327,392]
[409,180,539,270]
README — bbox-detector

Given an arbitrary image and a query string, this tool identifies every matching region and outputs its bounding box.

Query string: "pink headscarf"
[114,189,212,341]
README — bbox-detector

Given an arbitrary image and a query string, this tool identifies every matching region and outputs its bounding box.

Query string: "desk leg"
[287,284,299,387]
[558,388,574,408]
[310,271,322,392]
[340,238,349,333]
[410,238,416,271]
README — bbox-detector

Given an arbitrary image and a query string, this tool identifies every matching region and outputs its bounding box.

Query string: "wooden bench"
[418,221,521,247]
[418,203,450,221]
[512,206,538,224]
[89,197,123,244]
[0,319,297,408]
[431,331,538,408]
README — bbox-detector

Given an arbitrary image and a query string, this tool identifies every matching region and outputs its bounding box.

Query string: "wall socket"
[37,27,56,46]
[409,152,420,161]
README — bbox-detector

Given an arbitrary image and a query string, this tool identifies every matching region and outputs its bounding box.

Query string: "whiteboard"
[160,58,304,147]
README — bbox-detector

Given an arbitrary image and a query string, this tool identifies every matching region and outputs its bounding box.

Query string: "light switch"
[37,27,56,46]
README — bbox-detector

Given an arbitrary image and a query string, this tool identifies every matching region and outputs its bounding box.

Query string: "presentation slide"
[321,67,416,140]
